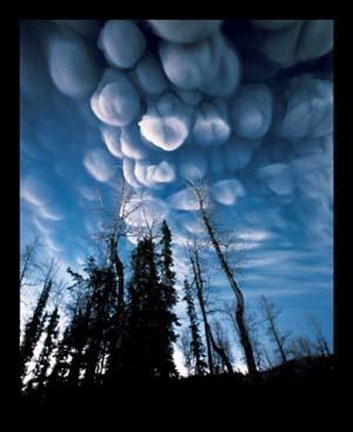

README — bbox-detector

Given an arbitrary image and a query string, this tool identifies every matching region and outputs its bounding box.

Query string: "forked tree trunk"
[190,250,233,375]
[193,187,257,378]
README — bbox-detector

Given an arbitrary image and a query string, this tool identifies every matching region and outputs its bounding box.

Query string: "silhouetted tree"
[158,220,179,378]
[20,236,41,289]
[259,295,289,365]
[308,314,331,357]
[211,320,234,374]
[20,278,52,381]
[179,328,193,375]
[189,244,233,375]
[47,327,72,387]
[27,307,60,393]
[123,223,179,380]
[92,181,137,380]
[123,237,169,378]
[289,335,315,359]
[190,182,257,377]
[224,301,266,371]
[183,279,207,376]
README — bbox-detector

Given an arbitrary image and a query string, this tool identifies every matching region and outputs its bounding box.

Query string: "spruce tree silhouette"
[183,279,207,376]
[124,224,179,380]
[27,307,60,394]
[20,278,52,381]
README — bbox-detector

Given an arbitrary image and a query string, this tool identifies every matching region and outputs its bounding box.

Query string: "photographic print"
[19,19,334,404]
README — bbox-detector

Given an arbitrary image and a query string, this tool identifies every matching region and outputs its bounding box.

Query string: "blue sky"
[20,20,333,372]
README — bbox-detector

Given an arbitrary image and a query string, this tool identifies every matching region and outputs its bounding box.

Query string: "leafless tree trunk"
[189,245,233,375]
[190,183,257,377]
[308,314,331,357]
[212,320,234,374]
[224,301,266,371]
[20,236,42,289]
[259,295,288,364]
[179,329,193,375]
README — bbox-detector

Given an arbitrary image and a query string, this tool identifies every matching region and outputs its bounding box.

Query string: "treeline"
[20,221,180,393]
[20,182,332,397]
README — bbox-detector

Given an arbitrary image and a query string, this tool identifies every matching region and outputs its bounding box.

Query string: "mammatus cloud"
[20,176,51,207]
[148,20,223,44]
[83,148,116,182]
[251,20,333,67]
[139,92,192,151]
[91,69,141,127]
[98,20,146,69]
[20,19,333,266]
[23,19,332,216]
[20,21,334,369]
[230,84,273,140]
[47,29,101,99]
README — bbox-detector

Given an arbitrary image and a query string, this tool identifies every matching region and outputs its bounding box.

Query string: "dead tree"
[179,328,193,375]
[259,295,289,365]
[211,320,234,374]
[190,182,257,377]
[20,236,42,289]
[224,300,266,371]
[189,244,233,375]
[308,314,331,357]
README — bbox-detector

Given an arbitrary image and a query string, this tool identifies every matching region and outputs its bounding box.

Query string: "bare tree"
[211,320,234,374]
[20,236,42,289]
[182,278,207,376]
[224,301,266,371]
[289,335,315,359]
[189,181,257,377]
[179,328,193,376]
[189,242,233,375]
[20,261,55,382]
[259,295,289,365]
[307,314,331,357]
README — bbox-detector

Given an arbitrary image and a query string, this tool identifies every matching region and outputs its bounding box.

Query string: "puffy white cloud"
[133,159,175,187]
[139,93,192,151]
[193,101,231,146]
[120,124,149,160]
[148,20,222,44]
[98,20,146,69]
[91,68,141,127]
[159,34,224,91]
[124,195,168,228]
[202,42,241,98]
[152,161,176,183]
[47,31,100,99]
[230,84,273,140]
[212,178,246,206]
[122,157,141,188]
[83,148,115,182]
[101,125,124,158]
[168,188,203,211]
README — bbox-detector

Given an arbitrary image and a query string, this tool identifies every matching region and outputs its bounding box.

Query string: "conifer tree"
[27,307,60,393]
[158,220,179,378]
[183,279,207,376]
[20,279,52,380]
